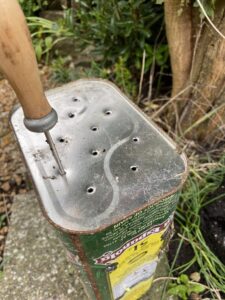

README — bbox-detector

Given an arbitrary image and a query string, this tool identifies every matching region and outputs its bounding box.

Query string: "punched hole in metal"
[68,112,75,118]
[72,97,79,102]
[91,126,98,131]
[87,186,96,194]
[104,110,112,115]
[58,137,65,143]
[92,150,99,156]
[133,137,139,142]
[130,166,138,172]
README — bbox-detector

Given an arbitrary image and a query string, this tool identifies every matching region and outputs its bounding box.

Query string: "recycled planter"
[11,80,188,300]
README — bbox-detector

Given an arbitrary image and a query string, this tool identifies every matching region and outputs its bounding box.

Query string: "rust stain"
[72,235,103,300]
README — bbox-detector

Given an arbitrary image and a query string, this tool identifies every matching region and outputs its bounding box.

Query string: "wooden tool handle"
[0,0,52,119]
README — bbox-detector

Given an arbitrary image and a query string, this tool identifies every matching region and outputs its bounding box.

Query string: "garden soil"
[201,183,225,264]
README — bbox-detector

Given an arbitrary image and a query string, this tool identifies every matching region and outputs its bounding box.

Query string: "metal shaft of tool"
[44,131,66,176]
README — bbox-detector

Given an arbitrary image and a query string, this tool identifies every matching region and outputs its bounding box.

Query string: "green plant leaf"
[188,283,206,294]
[0,214,7,227]
[168,285,188,300]
[35,43,43,61]
[45,36,53,49]
[180,274,189,284]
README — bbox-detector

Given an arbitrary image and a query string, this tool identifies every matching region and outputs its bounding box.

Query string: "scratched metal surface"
[11,80,187,232]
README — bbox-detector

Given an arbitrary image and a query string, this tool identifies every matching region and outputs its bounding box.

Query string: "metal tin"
[11,79,188,300]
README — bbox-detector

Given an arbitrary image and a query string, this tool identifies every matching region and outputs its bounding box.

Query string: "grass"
[161,155,225,299]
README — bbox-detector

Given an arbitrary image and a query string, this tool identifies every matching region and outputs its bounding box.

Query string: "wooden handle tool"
[0,0,65,175]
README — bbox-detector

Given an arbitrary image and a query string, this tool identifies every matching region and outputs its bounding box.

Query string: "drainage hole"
[58,137,65,143]
[105,110,112,115]
[87,186,96,194]
[133,137,139,142]
[91,126,98,131]
[130,166,138,172]
[72,97,79,102]
[68,112,75,118]
[92,150,99,156]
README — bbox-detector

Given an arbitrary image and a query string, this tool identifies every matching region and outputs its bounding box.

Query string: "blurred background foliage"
[19,1,216,101]
[19,0,49,16]
[19,0,170,100]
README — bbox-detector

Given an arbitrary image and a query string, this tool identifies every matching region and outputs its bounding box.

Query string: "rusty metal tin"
[11,79,188,300]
